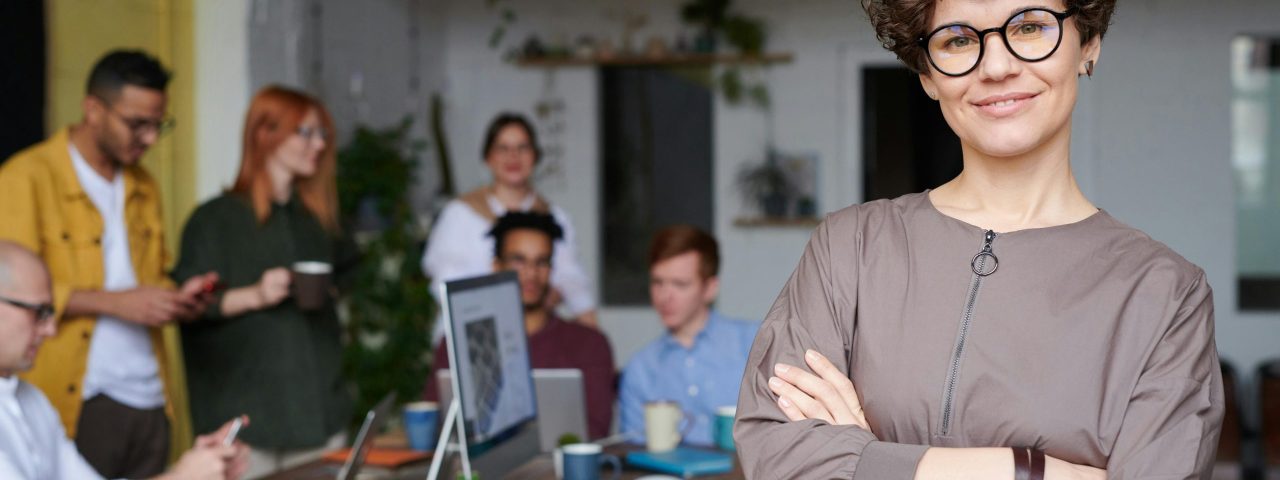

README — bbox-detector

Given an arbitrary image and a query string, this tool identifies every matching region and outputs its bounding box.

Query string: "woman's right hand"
[768,349,871,431]
[255,267,291,308]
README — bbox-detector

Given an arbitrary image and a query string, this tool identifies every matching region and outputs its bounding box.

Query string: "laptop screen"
[441,271,538,446]
[438,368,589,452]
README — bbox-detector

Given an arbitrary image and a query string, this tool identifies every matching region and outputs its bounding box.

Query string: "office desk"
[264,432,433,480]
[507,445,746,480]
[265,457,431,480]
[266,445,745,480]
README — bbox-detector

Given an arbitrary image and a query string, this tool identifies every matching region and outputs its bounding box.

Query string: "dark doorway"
[0,1,46,163]
[600,67,714,306]
[862,67,961,202]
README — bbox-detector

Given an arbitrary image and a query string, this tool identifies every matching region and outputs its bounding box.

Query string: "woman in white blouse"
[422,113,598,328]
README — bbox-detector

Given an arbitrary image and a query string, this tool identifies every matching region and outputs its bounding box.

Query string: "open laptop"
[278,392,396,480]
[336,393,397,480]
[438,368,589,452]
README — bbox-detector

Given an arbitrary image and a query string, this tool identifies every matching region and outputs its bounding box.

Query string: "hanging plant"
[487,0,518,49]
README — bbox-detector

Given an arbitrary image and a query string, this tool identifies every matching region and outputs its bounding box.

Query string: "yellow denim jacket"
[0,128,174,437]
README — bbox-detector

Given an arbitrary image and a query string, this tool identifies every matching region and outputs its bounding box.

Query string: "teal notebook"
[625,448,734,477]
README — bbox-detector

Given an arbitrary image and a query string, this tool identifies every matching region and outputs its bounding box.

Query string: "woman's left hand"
[768,349,870,431]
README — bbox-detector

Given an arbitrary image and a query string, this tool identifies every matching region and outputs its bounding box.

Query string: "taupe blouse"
[735,192,1223,480]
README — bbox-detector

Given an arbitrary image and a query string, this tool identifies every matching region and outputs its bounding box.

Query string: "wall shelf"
[733,216,822,228]
[514,52,794,68]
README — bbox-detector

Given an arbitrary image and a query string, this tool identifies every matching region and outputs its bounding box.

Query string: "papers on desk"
[626,448,733,477]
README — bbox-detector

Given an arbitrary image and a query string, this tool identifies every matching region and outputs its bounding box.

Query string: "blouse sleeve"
[1105,271,1223,480]
[734,213,928,480]
[422,202,479,306]
[549,206,597,316]
[171,203,228,321]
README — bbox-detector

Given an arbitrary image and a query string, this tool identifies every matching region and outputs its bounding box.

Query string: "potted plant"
[336,117,436,426]
[737,159,793,217]
[681,0,730,53]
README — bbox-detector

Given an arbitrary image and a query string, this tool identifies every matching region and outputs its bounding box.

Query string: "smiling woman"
[733,0,1224,479]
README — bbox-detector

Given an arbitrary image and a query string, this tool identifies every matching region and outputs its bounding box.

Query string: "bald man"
[0,241,247,480]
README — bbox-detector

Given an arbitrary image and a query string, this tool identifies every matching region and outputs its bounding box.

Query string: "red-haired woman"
[172,85,355,477]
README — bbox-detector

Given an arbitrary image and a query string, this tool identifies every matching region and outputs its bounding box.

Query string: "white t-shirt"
[0,376,105,480]
[68,145,165,410]
[421,193,596,338]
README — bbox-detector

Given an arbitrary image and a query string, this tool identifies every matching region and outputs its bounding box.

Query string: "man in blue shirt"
[619,226,759,446]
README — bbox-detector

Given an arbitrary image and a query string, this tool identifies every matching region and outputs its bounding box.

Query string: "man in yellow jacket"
[0,50,218,479]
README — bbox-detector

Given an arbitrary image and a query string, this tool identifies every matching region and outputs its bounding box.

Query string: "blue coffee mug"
[403,401,440,451]
[560,443,621,480]
[714,406,736,451]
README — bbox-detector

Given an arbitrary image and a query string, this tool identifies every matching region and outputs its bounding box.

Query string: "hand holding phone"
[203,279,227,295]
[223,417,244,447]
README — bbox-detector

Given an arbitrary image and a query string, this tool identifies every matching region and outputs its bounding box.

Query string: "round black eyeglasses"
[917,7,1077,77]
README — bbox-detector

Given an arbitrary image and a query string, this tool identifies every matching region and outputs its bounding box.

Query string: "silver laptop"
[438,368,589,452]
[278,392,396,480]
[337,393,396,480]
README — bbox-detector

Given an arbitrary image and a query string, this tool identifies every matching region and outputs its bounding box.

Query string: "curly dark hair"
[489,211,564,259]
[862,0,1116,73]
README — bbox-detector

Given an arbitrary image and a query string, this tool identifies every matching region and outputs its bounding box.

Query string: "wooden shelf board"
[514,52,794,68]
[733,216,822,228]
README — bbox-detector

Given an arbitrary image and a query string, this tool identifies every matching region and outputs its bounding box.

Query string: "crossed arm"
[766,349,1106,480]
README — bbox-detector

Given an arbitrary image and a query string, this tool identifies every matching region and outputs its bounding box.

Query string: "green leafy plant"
[723,15,765,55]
[336,117,435,426]
[486,0,517,49]
[557,433,582,447]
[737,158,795,217]
[681,0,731,32]
[680,0,772,109]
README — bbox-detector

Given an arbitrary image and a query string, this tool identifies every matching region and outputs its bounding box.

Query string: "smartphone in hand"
[203,279,227,295]
[223,417,244,447]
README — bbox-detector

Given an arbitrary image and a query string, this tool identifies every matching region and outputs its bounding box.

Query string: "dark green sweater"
[172,193,356,449]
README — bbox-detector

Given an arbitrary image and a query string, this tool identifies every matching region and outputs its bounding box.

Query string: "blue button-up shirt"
[619,311,760,446]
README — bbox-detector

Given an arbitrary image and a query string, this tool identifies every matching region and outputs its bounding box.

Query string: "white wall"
[194,0,252,200]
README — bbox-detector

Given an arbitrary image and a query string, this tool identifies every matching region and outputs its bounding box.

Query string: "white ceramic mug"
[643,401,688,452]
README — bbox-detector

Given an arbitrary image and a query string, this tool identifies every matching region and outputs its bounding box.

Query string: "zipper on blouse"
[939,229,999,436]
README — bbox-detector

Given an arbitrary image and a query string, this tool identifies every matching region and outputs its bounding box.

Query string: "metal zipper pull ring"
[970,229,998,276]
